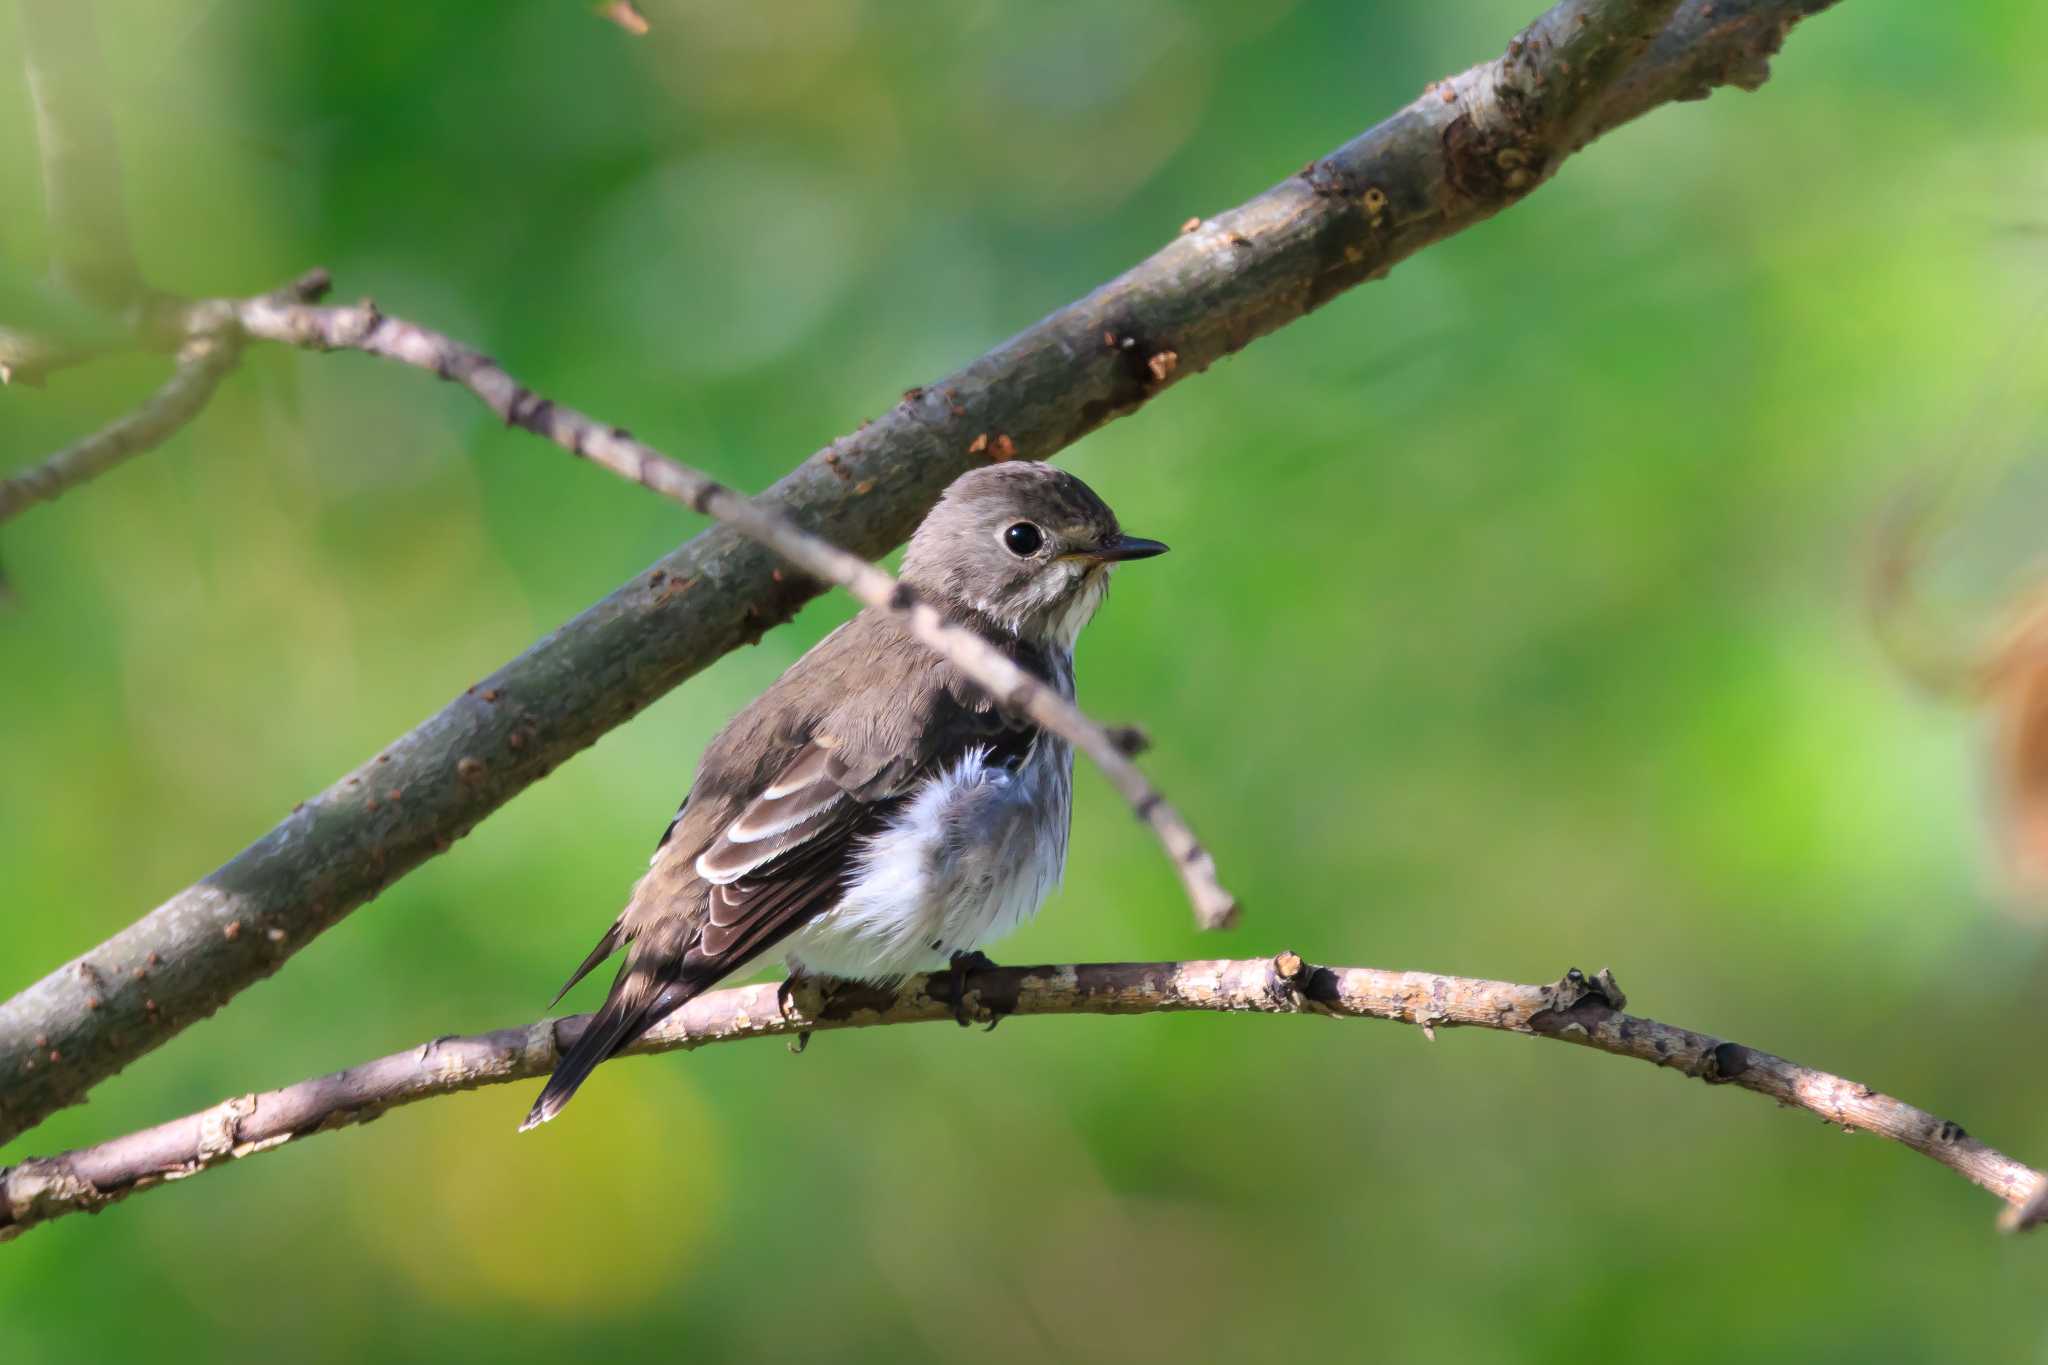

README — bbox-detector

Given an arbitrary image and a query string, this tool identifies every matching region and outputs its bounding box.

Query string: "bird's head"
[901,461,1168,646]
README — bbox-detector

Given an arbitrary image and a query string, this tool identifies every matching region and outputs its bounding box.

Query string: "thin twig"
[0,0,1844,1147]
[0,328,238,524]
[2,954,2035,1242]
[0,326,95,389]
[232,295,1239,930]
[16,0,142,309]
[0,276,330,527]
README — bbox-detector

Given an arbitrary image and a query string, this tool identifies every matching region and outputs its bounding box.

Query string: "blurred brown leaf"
[1869,473,2048,908]
[1985,593,2048,898]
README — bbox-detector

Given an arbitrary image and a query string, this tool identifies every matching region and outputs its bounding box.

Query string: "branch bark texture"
[0,0,1840,1146]
[3,954,2033,1242]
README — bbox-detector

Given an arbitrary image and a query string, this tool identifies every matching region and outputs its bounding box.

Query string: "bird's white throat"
[974,562,1112,649]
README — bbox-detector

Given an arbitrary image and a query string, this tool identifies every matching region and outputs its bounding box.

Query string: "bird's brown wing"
[689,739,903,965]
[523,689,1036,1130]
[536,743,869,1012]
[669,677,1042,977]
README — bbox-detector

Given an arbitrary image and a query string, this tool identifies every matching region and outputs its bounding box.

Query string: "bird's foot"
[778,967,846,1053]
[946,950,1006,1031]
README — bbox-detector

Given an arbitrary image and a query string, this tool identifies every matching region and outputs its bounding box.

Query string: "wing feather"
[695,743,856,885]
[526,617,1056,1127]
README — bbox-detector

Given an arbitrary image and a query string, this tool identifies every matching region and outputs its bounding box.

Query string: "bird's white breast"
[781,732,1073,984]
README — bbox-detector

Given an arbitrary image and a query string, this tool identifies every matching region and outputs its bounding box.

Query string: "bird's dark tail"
[520,929,701,1131]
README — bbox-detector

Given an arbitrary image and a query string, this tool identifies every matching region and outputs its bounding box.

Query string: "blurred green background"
[5,0,2048,1359]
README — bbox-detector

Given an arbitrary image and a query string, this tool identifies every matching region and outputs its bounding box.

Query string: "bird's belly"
[782,744,1071,984]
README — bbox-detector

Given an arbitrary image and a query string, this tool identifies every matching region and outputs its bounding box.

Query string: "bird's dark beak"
[1091,534,1170,563]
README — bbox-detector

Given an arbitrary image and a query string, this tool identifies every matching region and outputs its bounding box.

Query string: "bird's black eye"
[1002,522,1044,557]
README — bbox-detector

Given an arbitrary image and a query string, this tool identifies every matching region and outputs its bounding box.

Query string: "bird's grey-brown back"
[523,462,1167,1129]
[623,607,1035,933]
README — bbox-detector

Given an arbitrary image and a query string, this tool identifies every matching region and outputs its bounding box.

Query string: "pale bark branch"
[230,293,1239,930]
[3,953,2035,1242]
[0,0,1841,1147]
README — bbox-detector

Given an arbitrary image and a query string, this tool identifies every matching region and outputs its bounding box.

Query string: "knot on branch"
[1271,950,1342,1014]
[524,1017,566,1070]
[1699,1040,1755,1085]
[2,1157,104,1230]
[195,1093,259,1163]
[1527,966,1627,1038]
[1106,724,1151,758]
[1441,112,1541,203]
[336,300,384,351]
[282,268,333,304]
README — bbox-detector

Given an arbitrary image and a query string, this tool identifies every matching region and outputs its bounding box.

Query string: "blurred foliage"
[4,1,2048,1360]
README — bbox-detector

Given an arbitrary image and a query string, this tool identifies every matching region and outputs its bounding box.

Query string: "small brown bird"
[522,462,1168,1128]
